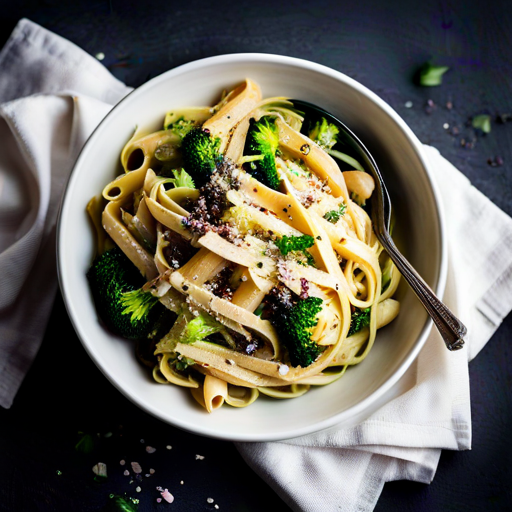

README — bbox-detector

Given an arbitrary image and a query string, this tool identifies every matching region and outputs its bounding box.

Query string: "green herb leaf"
[324,203,347,223]
[472,114,492,133]
[275,235,315,256]
[275,235,316,267]
[418,62,450,86]
[253,303,265,317]
[75,433,95,454]
[174,355,196,371]
[106,494,139,512]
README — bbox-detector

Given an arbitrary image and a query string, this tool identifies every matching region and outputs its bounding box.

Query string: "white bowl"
[57,54,446,442]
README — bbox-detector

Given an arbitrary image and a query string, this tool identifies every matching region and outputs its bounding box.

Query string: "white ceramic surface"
[57,54,446,442]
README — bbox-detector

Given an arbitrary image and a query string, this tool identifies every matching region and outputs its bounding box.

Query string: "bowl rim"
[57,52,447,441]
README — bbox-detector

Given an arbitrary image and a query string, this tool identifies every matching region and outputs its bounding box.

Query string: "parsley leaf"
[324,203,347,223]
[418,62,450,86]
[472,114,491,133]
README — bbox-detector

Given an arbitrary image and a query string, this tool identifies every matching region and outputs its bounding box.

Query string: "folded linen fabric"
[237,144,512,511]
[1,18,512,512]
[0,18,132,407]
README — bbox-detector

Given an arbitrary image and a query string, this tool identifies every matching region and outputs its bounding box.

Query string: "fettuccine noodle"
[87,79,400,412]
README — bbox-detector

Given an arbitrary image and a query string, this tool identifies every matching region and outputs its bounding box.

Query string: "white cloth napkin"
[0,18,132,406]
[2,18,512,512]
[237,145,512,511]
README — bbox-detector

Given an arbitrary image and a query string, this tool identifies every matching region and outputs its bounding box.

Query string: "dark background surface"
[1,0,512,510]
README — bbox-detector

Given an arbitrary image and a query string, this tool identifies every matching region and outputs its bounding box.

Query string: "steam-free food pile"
[87,79,401,412]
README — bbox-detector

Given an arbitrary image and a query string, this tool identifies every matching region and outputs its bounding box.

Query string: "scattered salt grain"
[120,460,126,466]
[123,470,130,476]
[92,463,107,477]
[180,480,184,485]
[195,454,205,460]
[161,489,174,503]
[149,468,155,475]
[136,486,141,493]
[207,497,214,503]
[215,505,219,510]
[146,446,157,454]
[95,52,105,60]
[157,498,162,503]
[404,101,413,108]
[279,364,289,376]
[131,462,142,474]
[166,445,172,450]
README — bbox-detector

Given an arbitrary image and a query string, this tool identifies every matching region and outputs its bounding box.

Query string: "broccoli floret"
[166,116,197,139]
[268,288,324,367]
[87,247,165,340]
[348,307,371,336]
[179,313,225,344]
[308,117,339,151]
[166,168,196,189]
[181,128,222,187]
[308,117,366,172]
[243,116,280,190]
[120,288,160,323]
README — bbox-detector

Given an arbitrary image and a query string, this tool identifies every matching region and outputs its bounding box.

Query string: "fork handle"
[381,235,466,351]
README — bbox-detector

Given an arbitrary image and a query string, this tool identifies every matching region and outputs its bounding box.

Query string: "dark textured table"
[1,1,512,510]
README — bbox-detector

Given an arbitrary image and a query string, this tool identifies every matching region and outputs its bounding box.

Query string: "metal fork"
[291,99,466,351]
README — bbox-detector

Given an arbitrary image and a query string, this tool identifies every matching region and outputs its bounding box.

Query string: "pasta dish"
[86,79,400,412]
